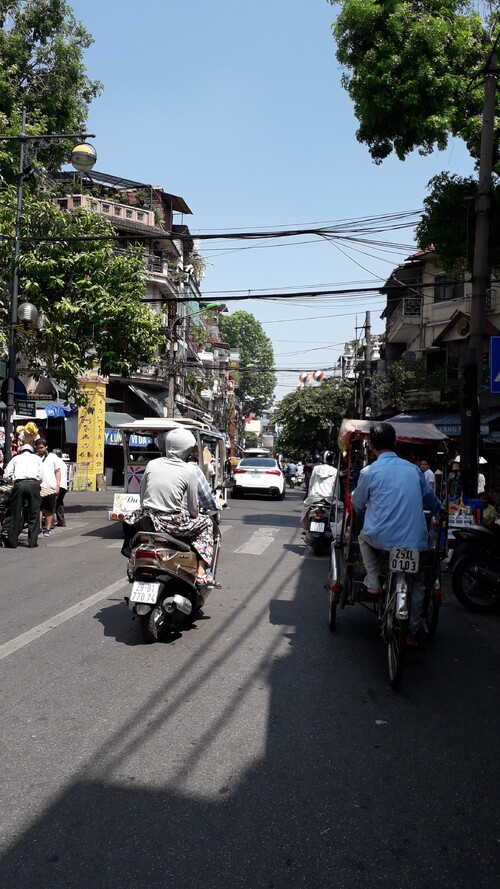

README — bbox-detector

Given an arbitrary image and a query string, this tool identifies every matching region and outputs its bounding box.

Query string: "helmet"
[323,450,334,464]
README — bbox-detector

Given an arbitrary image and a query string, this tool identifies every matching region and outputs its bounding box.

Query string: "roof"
[338,418,448,451]
[55,170,192,214]
[433,311,500,345]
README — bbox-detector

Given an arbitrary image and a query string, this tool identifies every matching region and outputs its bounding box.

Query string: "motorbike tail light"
[136,548,158,561]
[434,578,441,597]
[314,508,325,517]
[331,583,341,594]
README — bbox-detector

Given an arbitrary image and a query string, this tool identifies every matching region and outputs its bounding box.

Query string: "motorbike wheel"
[385,578,409,690]
[328,587,337,631]
[140,606,164,644]
[452,557,500,613]
[424,593,440,639]
[311,536,325,557]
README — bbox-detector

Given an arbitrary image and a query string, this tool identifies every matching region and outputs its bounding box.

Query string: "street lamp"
[1,108,96,463]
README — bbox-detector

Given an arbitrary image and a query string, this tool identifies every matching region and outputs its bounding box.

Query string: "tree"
[219,311,276,414]
[331,0,489,164]
[0,0,102,182]
[0,193,162,399]
[416,172,500,276]
[273,378,354,457]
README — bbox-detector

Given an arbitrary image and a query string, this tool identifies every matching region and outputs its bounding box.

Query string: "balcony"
[386,297,422,343]
[55,194,156,228]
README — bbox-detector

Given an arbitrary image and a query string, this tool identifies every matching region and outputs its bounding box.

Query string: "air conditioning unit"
[457,321,470,338]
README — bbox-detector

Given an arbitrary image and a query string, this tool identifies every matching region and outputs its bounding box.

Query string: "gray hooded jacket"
[139,428,199,517]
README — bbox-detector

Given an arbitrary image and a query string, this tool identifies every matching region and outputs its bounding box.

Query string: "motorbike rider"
[351,422,441,647]
[285,459,297,484]
[123,428,220,587]
[301,450,338,531]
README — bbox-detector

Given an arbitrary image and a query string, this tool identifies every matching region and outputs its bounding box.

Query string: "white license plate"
[389,547,419,573]
[130,581,160,604]
[310,521,325,532]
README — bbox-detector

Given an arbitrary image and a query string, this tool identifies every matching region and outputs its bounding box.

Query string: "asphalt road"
[0,488,499,888]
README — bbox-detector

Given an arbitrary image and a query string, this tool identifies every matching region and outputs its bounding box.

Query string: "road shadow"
[2,535,500,888]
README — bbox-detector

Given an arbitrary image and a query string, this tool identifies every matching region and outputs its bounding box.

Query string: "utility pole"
[461,51,497,497]
[364,311,372,418]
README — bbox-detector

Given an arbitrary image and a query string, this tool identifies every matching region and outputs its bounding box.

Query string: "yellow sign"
[74,381,106,491]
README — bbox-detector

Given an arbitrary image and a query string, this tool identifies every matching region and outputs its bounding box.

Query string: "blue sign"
[490,337,500,393]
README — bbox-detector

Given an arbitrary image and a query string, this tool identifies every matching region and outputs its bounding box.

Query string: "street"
[0,488,499,889]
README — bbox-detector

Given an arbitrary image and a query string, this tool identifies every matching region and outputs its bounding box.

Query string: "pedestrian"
[35,438,61,537]
[2,443,43,548]
[52,448,68,527]
[420,459,436,492]
[479,492,496,526]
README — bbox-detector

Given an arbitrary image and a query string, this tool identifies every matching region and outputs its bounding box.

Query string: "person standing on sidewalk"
[52,449,68,527]
[2,444,43,548]
[35,439,60,538]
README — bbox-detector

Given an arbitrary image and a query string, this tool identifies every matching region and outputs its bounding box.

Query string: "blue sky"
[69,0,475,400]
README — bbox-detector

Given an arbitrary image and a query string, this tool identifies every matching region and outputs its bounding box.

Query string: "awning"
[44,402,77,418]
[128,385,168,417]
[105,412,136,427]
[389,410,494,437]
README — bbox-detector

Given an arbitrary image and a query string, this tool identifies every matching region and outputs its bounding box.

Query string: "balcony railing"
[387,297,422,333]
[55,194,156,228]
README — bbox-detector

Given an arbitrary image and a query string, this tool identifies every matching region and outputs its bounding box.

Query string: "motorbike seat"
[132,530,192,552]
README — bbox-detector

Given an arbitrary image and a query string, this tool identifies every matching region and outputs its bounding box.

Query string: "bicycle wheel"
[385,575,409,690]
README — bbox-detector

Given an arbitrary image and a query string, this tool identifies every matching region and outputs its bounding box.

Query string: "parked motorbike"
[450,524,500,613]
[286,473,297,489]
[125,508,224,643]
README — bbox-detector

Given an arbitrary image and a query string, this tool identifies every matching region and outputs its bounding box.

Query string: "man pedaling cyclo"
[122,428,222,588]
[351,422,441,648]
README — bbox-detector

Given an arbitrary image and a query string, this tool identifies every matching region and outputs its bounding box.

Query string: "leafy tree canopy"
[218,311,276,415]
[273,378,354,458]
[0,191,162,400]
[331,0,490,163]
[416,172,500,276]
[0,0,102,182]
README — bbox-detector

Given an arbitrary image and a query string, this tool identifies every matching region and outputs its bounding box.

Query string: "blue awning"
[44,402,77,418]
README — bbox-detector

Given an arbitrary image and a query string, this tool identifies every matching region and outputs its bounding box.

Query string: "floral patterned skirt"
[140,507,214,567]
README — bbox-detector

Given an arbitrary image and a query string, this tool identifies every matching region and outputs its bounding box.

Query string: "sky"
[68,0,475,402]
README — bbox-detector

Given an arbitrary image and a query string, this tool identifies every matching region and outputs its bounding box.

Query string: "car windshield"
[239,458,277,468]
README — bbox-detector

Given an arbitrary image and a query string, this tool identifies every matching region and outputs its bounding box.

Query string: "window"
[434,275,463,303]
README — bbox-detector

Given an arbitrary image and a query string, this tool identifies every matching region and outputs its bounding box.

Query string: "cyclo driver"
[351,422,441,647]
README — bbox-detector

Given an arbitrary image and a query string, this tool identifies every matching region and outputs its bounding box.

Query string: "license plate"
[130,581,160,604]
[310,521,325,532]
[389,547,419,573]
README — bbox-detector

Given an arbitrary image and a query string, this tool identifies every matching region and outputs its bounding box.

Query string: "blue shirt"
[351,452,441,551]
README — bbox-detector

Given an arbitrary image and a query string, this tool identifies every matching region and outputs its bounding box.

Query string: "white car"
[231,457,285,500]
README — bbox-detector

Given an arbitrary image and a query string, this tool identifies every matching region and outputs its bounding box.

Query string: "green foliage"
[0,190,162,400]
[273,378,354,456]
[416,172,500,276]
[0,0,102,182]
[331,0,490,163]
[243,430,260,448]
[219,311,276,414]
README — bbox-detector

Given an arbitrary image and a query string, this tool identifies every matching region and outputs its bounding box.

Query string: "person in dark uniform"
[3,443,43,547]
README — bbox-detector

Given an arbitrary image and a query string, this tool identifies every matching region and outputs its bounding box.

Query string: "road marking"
[0,579,128,662]
[234,527,280,555]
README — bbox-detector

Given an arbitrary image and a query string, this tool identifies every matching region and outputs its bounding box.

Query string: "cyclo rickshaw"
[327,419,449,689]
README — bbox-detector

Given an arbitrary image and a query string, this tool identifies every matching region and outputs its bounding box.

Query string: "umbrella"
[452,455,487,464]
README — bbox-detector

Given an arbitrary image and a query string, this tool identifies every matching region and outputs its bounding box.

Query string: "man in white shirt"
[52,449,68,527]
[420,460,436,492]
[35,438,60,537]
[301,451,338,528]
[3,444,43,547]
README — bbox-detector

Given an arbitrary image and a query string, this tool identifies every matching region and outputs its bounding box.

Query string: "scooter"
[286,473,297,489]
[125,509,223,643]
[450,523,500,613]
[295,472,304,488]
[304,498,335,556]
